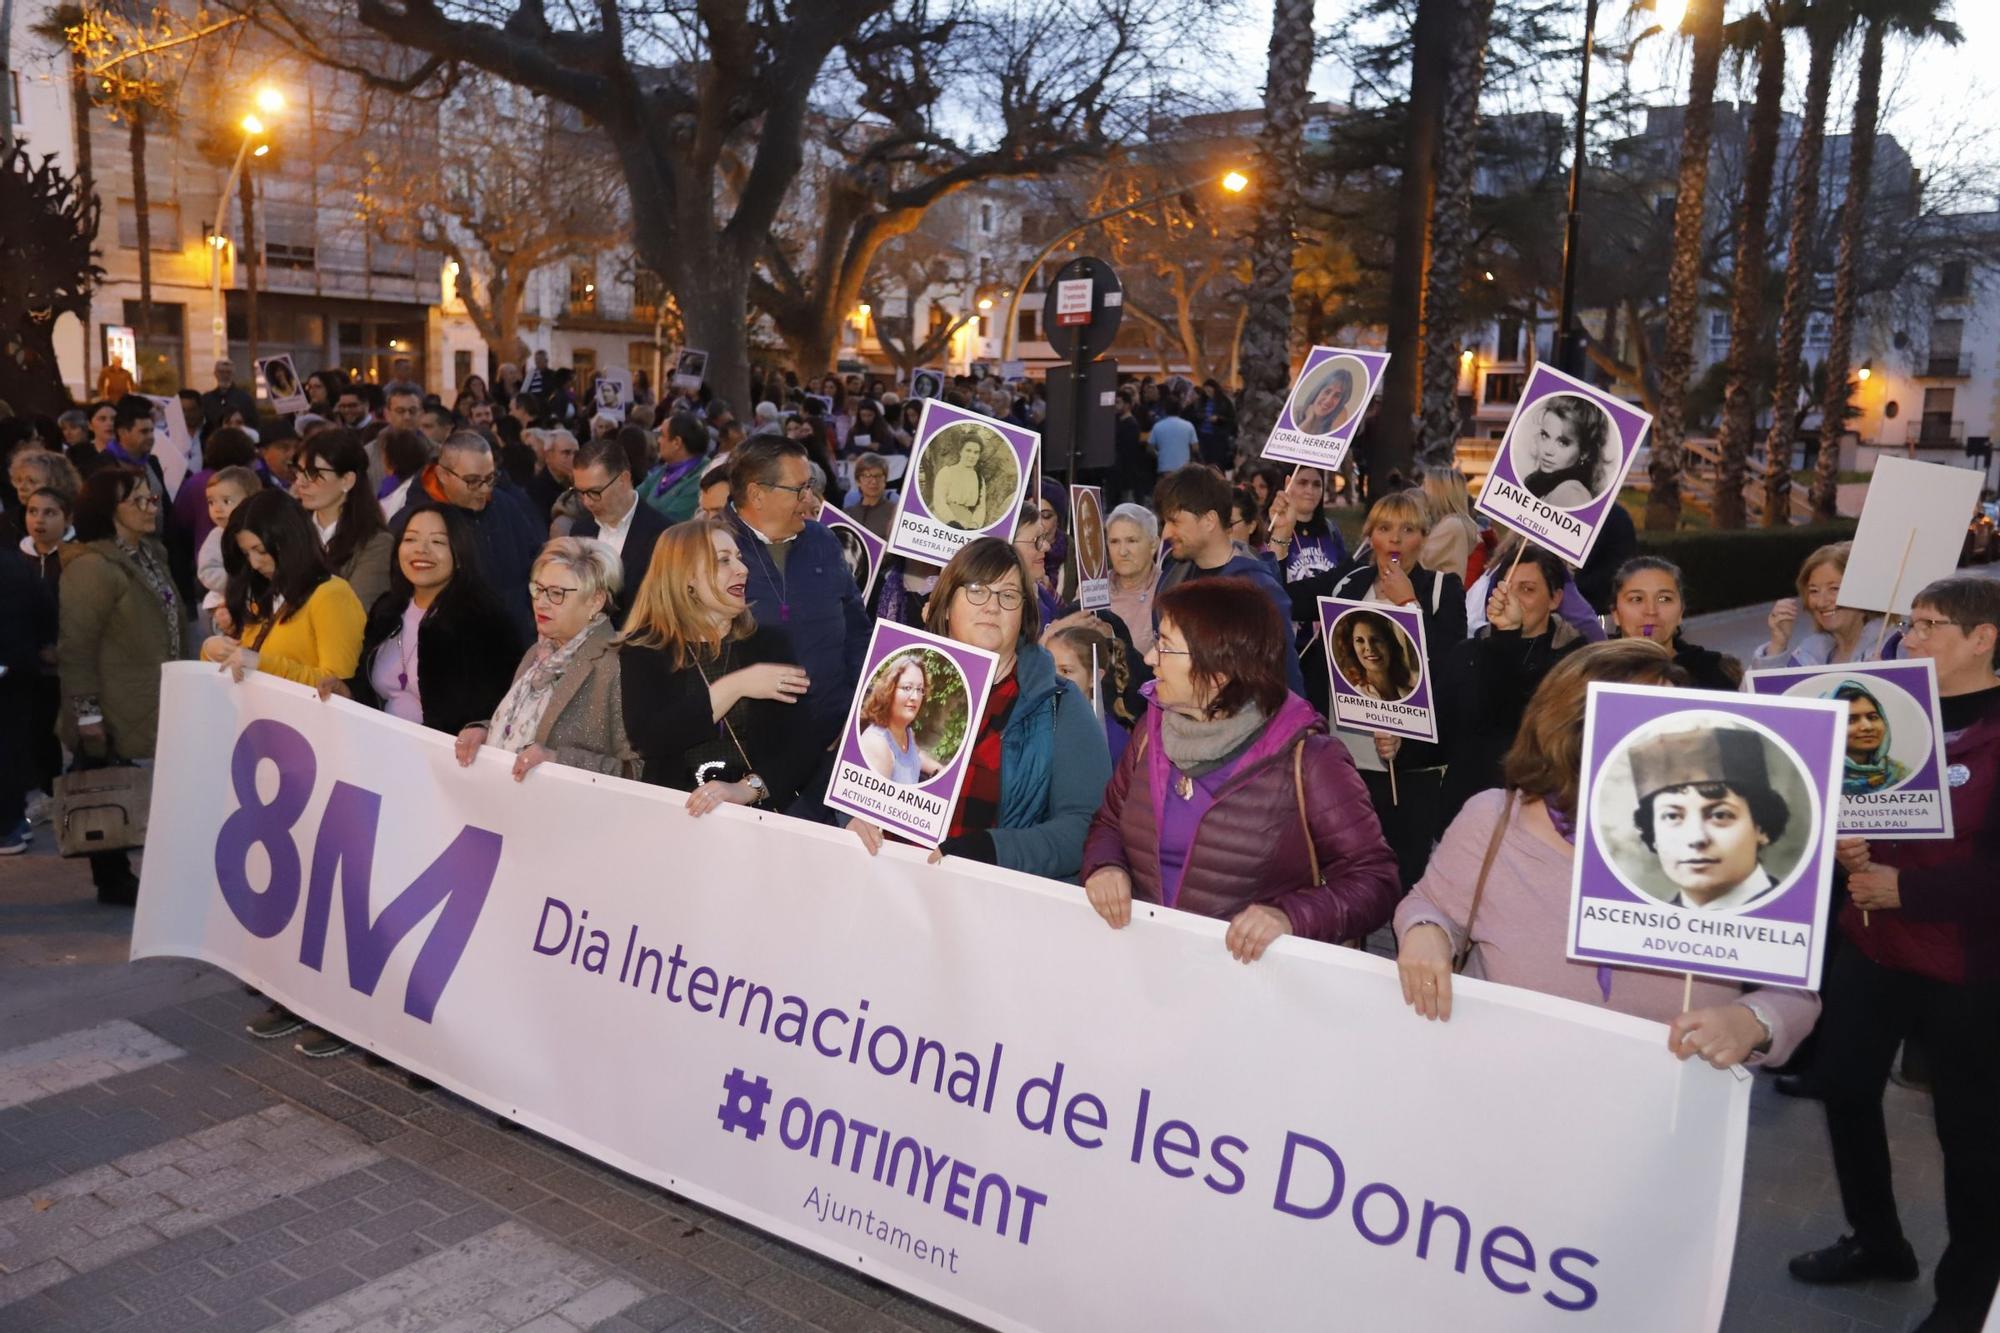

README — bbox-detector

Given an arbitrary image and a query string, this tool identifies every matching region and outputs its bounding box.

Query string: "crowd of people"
[0,355,1992,1332]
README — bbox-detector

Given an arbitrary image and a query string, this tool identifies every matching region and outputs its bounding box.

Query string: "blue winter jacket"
[990,643,1114,883]
[723,507,872,746]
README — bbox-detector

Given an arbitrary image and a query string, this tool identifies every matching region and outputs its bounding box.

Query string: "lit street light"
[210,87,282,370]
[999,166,1249,361]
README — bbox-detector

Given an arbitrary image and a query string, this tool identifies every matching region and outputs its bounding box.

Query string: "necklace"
[1173,770,1194,800]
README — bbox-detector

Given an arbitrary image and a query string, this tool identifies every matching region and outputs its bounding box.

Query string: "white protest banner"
[1745,660,1954,840]
[1570,683,1843,990]
[258,353,308,415]
[1263,346,1389,472]
[137,666,1753,1333]
[1476,364,1650,567]
[1318,595,1437,742]
[1837,456,1983,617]
[141,394,195,499]
[1071,484,1110,610]
[814,501,887,603]
[672,347,709,392]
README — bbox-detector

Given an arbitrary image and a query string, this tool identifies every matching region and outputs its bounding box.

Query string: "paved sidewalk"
[0,845,1957,1332]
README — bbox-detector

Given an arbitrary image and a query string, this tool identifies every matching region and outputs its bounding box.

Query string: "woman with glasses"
[56,467,188,904]
[289,429,392,612]
[1080,577,1399,960]
[850,536,1112,881]
[1012,494,1062,630]
[619,518,820,813]
[199,490,366,688]
[454,537,637,781]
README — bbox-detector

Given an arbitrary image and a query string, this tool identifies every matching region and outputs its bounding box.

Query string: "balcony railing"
[1922,356,1968,378]
[1908,419,1965,446]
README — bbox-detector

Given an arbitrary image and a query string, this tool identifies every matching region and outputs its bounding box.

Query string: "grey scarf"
[1159,702,1268,779]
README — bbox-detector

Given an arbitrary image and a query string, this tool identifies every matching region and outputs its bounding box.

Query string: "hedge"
[1636,520,1860,615]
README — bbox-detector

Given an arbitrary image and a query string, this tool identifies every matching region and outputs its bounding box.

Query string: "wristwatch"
[744,774,769,804]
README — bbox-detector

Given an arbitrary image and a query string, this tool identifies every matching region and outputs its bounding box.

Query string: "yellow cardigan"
[245,578,367,686]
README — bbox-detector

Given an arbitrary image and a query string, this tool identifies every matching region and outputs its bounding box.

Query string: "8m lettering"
[214,719,503,1021]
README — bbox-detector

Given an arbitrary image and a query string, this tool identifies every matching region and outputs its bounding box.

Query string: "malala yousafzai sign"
[1568,683,1845,990]
[1476,365,1651,568]
[1745,659,1953,840]
[135,665,1754,1332]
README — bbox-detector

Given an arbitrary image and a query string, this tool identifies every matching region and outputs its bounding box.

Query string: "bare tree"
[352,81,625,366]
[858,229,979,382]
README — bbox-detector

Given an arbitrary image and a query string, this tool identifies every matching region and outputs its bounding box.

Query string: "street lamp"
[999,166,1249,361]
[209,88,281,371]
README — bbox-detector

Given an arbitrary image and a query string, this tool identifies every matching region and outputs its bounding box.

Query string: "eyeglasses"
[759,481,812,501]
[961,582,1024,611]
[295,465,335,485]
[123,492,160,510]
[1154,640,1190,657]
[1903,616,1958,641]
[528,581,583,605]
[439,462,498,491]
[573,476,624,501]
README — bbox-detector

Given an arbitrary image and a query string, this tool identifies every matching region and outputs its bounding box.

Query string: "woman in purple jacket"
[1079,577,1401,961]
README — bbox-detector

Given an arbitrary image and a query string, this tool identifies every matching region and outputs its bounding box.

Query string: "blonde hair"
[618,518,754,665]
[533,536,622,606]
[1795,541,1851,599]
[1363,490,1430,538]
[1502,640,1682,816]
[1419,469,1472,523]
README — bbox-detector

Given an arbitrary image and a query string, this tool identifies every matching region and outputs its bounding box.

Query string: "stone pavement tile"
[417,1202,509,1250]
[274,1228,376,1278]
[680,1277,817,1333]
[0,1257,74,1305]
[268,1264,371,1314]
[0,1020,186,1111]
[740,1269,886,1332]
[347,1236,437,1282]
[555,1277,650,1326]
[618,1292,697,1332]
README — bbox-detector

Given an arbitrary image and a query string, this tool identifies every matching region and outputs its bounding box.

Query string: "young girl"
[1522,397,1609,508]
[1047,620,1139,766]
[197,466,262,637]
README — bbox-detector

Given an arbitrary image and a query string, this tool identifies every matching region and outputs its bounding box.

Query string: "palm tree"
[1237,0,1317,455]
[1416,0,1499,468]
[1712,0,1790,529]
[1644,0,1726,533]
[126,107,153,338]
[1762,0,1849,523]
[28,5,92,200]
[1812,0,1962,519]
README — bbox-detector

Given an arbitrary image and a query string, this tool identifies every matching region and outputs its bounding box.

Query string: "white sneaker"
[24,791,50,827]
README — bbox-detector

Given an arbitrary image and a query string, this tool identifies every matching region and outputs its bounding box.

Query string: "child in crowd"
[198,467,263,637]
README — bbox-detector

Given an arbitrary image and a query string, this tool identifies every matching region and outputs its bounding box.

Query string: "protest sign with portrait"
[1262,347,1390,472]
[1746,659,1953,840]
[825,622,1000,847]
[813,501,887,603]
[1071,484,1110,610]
[671,347,708,391]
[887,401,1036,564]
[1477,364,1650,567]
[910,367,945,401]
[140,394,195,499]
[1316,596,1436,742]
[1568,683,1843,990]
[258,353,308,415]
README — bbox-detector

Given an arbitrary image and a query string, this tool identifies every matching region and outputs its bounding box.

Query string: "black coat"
[1291,560,1468,747]
[351,589,526,737]
[1435,622,1587,832]
[572,499,669,617]
[620,625,821,805]
[0,551,56,792]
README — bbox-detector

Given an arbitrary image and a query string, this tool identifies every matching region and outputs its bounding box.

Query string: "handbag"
[54,765,153,857]
[1454,790,1517,973]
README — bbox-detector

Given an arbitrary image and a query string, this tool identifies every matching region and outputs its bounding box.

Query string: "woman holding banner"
[1393,640,1820,1068]
[850,537,1111,880]
[618,519,819,812]
[1758,542,1870,668]
[1607,556,1741,691]
[454,537,637,782]
[1080,577,1399,958]
[201,491,367,688]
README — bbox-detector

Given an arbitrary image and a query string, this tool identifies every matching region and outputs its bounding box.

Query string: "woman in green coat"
[57,467,188,904]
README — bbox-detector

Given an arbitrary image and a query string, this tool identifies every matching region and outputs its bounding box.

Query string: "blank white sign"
[1837,457,1984,614]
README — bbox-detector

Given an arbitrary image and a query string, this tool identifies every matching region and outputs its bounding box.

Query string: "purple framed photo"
[824,622,1001,848]
[1568,683,1843,990]
[813,502,887,603]
[886,401,1037,564]
[1263,346,1391,471]
[1476,363,1651,567]
[1316,596,1436,742]
[1072,484,1110,610]
[1746,659,1953,840]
